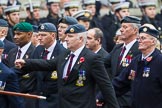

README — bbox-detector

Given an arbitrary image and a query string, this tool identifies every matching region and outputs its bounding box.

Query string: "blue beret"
[0,19,8,27]
[38,23,57,32]
[139,26,159,38]
[59,16,78,25]
[121,16,141,24]
[0,40,4,49]
[13,22,33,32]
[65,24,86,34]
[32,25,38,33]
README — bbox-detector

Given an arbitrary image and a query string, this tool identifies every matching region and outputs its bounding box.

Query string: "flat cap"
[0,19,8,27]
[83,0,96,6]
[4,5,20,14]
[138,0,156,7]
[24,1,41,9]
[65,24,86,34]
[59,16,78,25]
[38,23,57,32]
[0,40,4,49]
[13,22,33,32]
[121,16,141,24]
[73,10,92,21]
[64,1,79,9]
[139,24,159,38]
[114,2,129,11]
[32,25,38,33]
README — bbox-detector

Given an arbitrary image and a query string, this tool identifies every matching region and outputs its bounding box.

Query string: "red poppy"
[146,56,152,62]
[79,57,85,63]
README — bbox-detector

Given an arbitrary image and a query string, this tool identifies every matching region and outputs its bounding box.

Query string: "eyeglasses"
[137,36,154,41]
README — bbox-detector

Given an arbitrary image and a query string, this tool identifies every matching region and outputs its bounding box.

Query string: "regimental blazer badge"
[51,70,57,80]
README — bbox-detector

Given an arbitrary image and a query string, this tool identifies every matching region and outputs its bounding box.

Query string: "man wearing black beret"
[6,22,37,108]
[32,22,66,108]
[15,24,119,108]
[113,24,162,108]
[103,16,141,108]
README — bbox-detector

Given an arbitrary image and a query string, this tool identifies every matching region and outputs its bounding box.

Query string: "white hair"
[77,31,87,44]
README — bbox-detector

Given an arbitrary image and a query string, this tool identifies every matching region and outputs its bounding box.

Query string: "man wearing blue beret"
[15,24,119,108]
[32,22,66,108]
[113,24,162,108]
[58,16,78,48]
[0,40,24,108]
[6,22,37,108]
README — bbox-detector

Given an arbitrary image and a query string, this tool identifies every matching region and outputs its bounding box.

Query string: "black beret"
[38,23,57,32]
[121,16,141,24]
[58,16,78,25]
[13,22,33,32]
[0,19,8,27]
[65,24,86,34]
[139,26,159,38]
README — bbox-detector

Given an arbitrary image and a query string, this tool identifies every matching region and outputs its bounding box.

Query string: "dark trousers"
[38,93,58,108]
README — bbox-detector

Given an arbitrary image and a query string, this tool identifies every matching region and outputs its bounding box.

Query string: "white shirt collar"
[46,40,57,52]
[123,39,137,51]
[17,42,31,59]
[0,37,5,41]
[95,47,102,53]
[72,45,85,57]
[142,49,155,60]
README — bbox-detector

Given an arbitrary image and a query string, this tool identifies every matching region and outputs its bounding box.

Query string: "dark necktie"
[65,54,75,79]
[42,50,49,60]
[17,49,22,59]
[118,46,126,66]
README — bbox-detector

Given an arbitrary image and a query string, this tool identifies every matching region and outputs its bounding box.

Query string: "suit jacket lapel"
[23,44,35,59]
[66,47,87,83]
[60,51,71,80]
[114,47,122,70]
[50,42,59,59]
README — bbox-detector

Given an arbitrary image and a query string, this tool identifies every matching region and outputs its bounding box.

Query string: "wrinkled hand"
[15,59,25,69]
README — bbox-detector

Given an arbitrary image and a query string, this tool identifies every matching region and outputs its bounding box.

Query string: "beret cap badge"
[143,27,147,32]
[70,28,74,32]
[41,25,44,30]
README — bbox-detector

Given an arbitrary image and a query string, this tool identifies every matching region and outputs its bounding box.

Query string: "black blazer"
[105,41,141,107]
[6,44,36,93]
[21,47,119,108]
[32,42,66,94]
